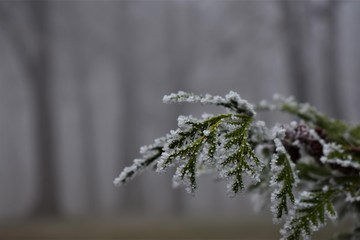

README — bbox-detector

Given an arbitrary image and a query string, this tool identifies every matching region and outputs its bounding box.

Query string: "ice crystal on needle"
[115,91,360,240]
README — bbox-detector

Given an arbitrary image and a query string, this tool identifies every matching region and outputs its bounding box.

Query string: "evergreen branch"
[176,137,203,192]
[321,142,360,175]
[295,162,332,182]
[159,114,233,169]
[114,91,360,240]
[270,138,298,221]
[333,176,360,203]
[159,113,251,192]
[163,91,255,116]
[280,102,348,144]
[113,146,163,186]
[257,95,353,145]
[281,189,337,240]
[221,115,263,194]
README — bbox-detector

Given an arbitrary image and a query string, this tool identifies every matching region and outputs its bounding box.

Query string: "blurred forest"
[0,0,359,227]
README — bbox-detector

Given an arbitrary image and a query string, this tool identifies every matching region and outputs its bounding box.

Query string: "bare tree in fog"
[0,1,59,216]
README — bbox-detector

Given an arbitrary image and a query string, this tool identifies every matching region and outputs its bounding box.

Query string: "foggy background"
[0,0,359,239]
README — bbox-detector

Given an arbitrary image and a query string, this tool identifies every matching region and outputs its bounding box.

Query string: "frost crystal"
[271,125,286,139]
[163,91,256,116]
[345,192,360,202]
[320,142,360,170]
[113,164,137,186]
[203,130,211,136]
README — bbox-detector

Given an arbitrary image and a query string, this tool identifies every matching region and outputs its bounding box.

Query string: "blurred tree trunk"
[75,57,98,212]
[28,1,59,216]
[281,0,343,118]
[280,0,311,102]
[0,1,59,216]
[118,1,145,212]
[69,5,98,211]
[313,0,342,118]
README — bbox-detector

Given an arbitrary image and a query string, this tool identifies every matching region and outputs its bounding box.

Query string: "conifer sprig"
[159,112,258,193]
[163,91,256,116]
[221,115,263,193]
[113,146,163,186]
[281,188,337,240]
[270,139,298,221]
[115,91,360,240]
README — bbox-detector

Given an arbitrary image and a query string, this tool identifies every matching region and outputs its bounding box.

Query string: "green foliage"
[221,115,262,193]
[278,98,354,146]
[295,162,332,182]
[161,113,260,193]
[115,92,360,240]
[271,151,297,220]
[282,189,337,240]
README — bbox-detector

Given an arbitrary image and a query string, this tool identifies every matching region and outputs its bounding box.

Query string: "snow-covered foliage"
[115,91,360,240]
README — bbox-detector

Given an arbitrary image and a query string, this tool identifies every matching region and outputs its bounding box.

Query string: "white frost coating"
[113,160,141,186]
[269,138,299,223]
[322,158,360,170]
[114,139,165,186]
[290,121,298,128]
[177,115,189,127]
[345,192,360,202]
[139,146,148,154]
[172,165,195,194]
[271,125,286,139]
[163,91,225,104]
[163,91,256,116]
[255,144,272,162]
[322,142,343,156]
[273,94,296,105]
[281,190,338,240]
[250,121,273,142]
[203,130,211,136]
[114,135,167,186]
[320,142,360,170]
[225,91,256,116]
[257,99,276,111]
[201,112,214,119]
[177,115,197,131]
[274,138,286,154]
[299,103,311,114]
[258,94,298,113]
[269,154,280,187]
[156,152,170,173]
[172,166,183,188]
[139,136,166,156]
[322,185,329,192]
[269,152,283,222]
